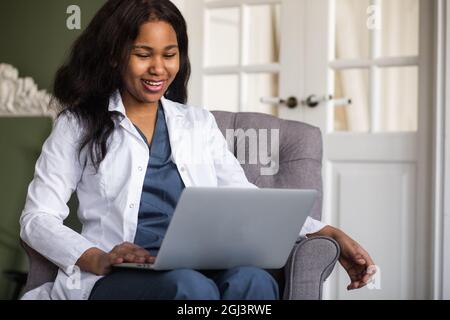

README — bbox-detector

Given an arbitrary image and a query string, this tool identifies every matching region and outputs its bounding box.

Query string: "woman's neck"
[120,90,158,118]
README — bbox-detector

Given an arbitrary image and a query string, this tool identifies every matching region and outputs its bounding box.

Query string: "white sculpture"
[0,63,57,118]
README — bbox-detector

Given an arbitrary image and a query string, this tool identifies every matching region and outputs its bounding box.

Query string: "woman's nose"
[148,56,165,75]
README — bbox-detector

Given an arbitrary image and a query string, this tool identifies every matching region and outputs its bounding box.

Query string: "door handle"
[260,95,351,109]
[303,94,352,108]
[260,96,299,109]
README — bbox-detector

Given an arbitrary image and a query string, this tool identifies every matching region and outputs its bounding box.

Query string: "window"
[331,0,419,132]
[202,0,281,114]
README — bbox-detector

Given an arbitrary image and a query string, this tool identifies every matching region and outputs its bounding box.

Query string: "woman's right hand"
[76,242,156,276]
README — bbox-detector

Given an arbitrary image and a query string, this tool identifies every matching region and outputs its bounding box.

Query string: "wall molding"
[433,0,450,300]
[0,63,56,118]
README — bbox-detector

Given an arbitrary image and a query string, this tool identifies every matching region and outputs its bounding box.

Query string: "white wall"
[171,0,185,14]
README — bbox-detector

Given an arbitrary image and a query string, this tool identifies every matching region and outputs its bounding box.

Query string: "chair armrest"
[20,240,58,296]
[283,236,340,300]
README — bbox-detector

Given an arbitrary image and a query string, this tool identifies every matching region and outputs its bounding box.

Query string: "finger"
[361,251,375,267]
[354,270,375,289]
[108,252,122,264]
[347,281,359,290]
[121,242,136,248]
[114,242,137,252]
[146,256,156,263]
[133,249,151,258]
[124,242,147,251]
[134,256,146,263]
[361,273,372,283]
[115,245,139,256]
[111,256,123,265]
[352,253,366,265]
[367,264,377,275]
[348,265,364,277]
[124,253,136,262]
[357,281,368,289]
[358,273,374,289]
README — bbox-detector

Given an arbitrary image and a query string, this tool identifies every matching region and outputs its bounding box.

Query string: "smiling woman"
[19,0,282,300]
[18,0,375,301]
[52,0,191,171]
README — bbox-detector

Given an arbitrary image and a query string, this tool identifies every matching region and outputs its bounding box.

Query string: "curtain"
[335,0,419,132]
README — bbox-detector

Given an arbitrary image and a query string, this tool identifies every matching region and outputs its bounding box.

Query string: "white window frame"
[184,0,282,113]
[328,0,421,133]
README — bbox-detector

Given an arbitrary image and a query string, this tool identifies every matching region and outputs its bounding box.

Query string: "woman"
[20,0,375,300]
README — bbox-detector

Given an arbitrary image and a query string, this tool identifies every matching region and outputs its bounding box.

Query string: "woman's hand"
[308,226,376,290]
[76,242,155,276]
[333,230,377,290]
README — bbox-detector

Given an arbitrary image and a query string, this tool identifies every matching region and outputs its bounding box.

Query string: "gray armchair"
[212,111,339,299]
[20,111,339,300]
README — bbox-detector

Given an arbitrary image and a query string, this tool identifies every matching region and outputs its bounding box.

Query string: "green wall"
[0,0,106,299]
[0,0,106,91]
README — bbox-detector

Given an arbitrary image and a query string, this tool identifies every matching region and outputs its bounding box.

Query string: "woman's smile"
[141,79,166,93]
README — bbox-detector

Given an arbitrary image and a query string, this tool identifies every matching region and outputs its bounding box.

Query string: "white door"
[183,0,434,299]
[287,0,433,300]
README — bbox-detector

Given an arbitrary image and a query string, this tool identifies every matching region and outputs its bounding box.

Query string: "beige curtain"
[335,0,419,132]
[245,4,280,115]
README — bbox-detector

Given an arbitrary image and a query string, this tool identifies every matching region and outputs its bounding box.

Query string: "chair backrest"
[211,111,323,220]
[21,111,324,295]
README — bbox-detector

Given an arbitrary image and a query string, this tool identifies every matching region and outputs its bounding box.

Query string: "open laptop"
[113,187,317,270]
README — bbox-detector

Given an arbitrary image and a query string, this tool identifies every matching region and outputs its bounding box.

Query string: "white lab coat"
[19,90,326,300]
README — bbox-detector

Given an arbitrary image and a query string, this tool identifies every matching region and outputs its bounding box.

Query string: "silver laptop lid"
[152,187,318,270]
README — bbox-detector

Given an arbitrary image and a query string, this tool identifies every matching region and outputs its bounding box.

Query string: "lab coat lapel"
[108,90,146,142]
[160,97,190,166]
[161,98,218,187]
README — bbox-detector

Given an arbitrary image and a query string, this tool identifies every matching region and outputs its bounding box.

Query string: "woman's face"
[121,20,180,107]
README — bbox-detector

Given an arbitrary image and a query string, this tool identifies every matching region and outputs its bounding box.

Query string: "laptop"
[113,187,317,271]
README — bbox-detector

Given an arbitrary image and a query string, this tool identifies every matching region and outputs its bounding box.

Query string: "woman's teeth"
[143,80,163,86]
[142,79,164,92]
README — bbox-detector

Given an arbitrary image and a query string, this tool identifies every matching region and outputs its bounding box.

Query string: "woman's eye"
[164,53,177,58]
[136,54,149,58]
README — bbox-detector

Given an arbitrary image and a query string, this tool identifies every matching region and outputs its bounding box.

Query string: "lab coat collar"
[107,90,190,168]
[108,90,127,115]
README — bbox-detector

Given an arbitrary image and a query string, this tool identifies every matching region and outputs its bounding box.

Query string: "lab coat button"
[129,203,135,209]
[138,166,143,171]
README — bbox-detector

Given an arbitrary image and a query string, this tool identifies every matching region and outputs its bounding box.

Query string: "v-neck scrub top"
[133,104,185,256]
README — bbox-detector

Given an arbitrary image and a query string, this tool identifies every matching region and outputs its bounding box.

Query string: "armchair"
[19,111,339,300]
[211,111,339,299]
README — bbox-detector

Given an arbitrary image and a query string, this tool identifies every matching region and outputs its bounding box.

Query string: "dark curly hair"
[52,0,190,171]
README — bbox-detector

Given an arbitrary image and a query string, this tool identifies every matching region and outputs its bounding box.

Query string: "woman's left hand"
[309,226,377,290]
[333,229,377,290]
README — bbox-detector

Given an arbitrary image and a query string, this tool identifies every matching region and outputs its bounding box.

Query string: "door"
[288,0,433,300]
[184,0,434,299]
